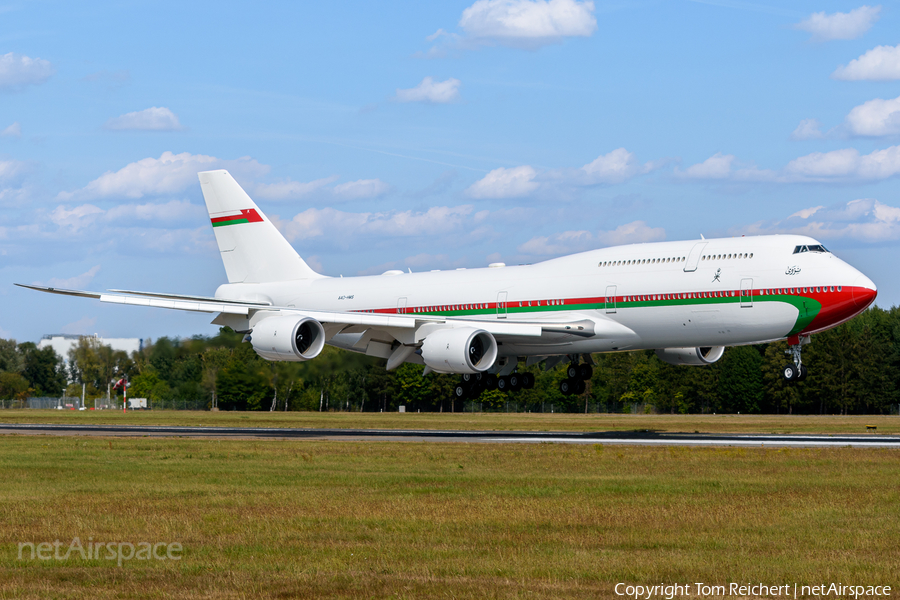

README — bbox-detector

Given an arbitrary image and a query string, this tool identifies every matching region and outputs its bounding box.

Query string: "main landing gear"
[454,371,535,400]
[782,334,810,382]
[559,357,593,395]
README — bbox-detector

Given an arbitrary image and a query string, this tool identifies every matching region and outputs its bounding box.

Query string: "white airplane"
[18,170,877,399]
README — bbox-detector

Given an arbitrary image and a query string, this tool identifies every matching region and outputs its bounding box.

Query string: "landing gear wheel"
[559,379,573,395]
[509,373,522,391]
[566,364,579,379]
[797,364,808,382]
[521,372,535,389]
[574,379,586,395]
[497,376,510,392]
[454,385,468,400]
[461,373,474,384]
[484,374,498,390]
[782,364,798,381]
[578,364,593,380]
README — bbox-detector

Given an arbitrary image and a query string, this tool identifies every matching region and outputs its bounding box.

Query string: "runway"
[2,423,900,447]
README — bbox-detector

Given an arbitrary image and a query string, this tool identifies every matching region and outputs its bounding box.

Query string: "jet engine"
[249,316,326,362]
[655,346,725,366]
[420,327,498,374]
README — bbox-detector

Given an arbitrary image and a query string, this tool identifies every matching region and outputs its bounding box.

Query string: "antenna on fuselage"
[700,234,706,240]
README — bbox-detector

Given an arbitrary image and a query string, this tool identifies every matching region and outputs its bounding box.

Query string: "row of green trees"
[1,306,899,414]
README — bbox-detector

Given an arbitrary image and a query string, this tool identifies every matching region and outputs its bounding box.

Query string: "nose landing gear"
[782,334,810,382]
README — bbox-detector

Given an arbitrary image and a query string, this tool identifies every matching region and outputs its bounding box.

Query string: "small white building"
[38,334,142,361]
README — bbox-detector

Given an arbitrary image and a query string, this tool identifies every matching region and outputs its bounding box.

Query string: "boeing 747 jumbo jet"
[18,170,877,399]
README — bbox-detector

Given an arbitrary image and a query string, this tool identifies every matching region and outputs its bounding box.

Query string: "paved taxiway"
[1,423,899,448]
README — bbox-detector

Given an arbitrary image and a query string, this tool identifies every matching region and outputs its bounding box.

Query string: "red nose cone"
[852,285,877,311]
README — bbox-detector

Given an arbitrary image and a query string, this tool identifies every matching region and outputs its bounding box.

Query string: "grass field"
[1,408,899,435]
[1,435,898,599]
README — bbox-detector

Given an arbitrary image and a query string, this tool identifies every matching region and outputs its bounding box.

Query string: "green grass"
[2,409,900,435]
[0,436,897,598]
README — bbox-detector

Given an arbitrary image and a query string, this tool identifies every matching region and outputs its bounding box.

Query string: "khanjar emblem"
[712,268,721,283]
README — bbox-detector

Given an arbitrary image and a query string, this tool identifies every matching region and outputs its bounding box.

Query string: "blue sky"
[2,0,900,342]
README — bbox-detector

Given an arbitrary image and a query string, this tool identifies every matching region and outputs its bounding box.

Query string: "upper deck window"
[793,244,829,254]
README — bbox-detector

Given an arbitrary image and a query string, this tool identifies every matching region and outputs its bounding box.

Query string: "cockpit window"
[792,244,828,254]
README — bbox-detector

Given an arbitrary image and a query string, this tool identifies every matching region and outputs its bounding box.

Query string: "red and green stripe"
[211,209,263,228]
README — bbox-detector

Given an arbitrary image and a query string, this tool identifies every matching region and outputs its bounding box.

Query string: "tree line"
[1,305,898,414]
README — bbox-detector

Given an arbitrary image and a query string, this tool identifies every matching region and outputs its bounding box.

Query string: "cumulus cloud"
[395,77,461,103]
[791,118,825,141]
[459,0,596,48]
[0,52,54,91]
[736,198,900,242]
[59,151,268,200]
[0,159,27,183]
[794,5,880,41]
[253,176,339,200]
[104,107,184,131]
[518,220,665,256]
[277,205,475,244]
[466,149,662,199]
[784,145,900,181]
[465,166,538,199]
[678,146,900,183]
[844,95,900,137]
[60,316,97,335]
[832,43,900,81]
[1,122,21,138]
[49,199,205,232]
[333,178,391,200]
[41,265,101,289]
[580,148,644,184]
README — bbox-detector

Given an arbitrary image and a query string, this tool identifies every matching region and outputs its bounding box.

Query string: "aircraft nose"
[852,274,877,310]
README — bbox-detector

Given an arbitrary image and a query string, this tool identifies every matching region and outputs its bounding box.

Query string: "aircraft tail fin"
[198,170,322,283]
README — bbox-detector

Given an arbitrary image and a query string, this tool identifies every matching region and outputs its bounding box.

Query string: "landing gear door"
[740,279,753,308]
[605,285,617,314]
[684,242,708,272]
[496,291,508,318]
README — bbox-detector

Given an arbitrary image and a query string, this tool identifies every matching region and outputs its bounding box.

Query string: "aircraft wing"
[15,284,578,337]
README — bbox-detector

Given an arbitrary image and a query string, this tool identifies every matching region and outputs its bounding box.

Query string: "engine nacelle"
[249,316,326,362]
[655,346,725,366]
[420,328,498,374]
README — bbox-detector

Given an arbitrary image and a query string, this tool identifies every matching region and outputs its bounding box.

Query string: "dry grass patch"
[0,437,897,598]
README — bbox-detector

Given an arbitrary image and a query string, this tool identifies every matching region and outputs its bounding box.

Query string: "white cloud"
[596,220,665,246]
[844,95,900,137]
[784,145,900,181]
[333,178,391,200]
[253,176,339,200]
[59,151,268,200]
[678,146,900,183]
[794,5,880,41]
[0,52,54,91]
[832,43,900,81]
[1,122,21,138]
[518,220,664,256]
[737,198,900,242]
[465,165,538,198]
[277,205,474,244]
[42,265,101,290]
[395,77,461,103]
[459,0,596,48]
[791,118,824,141]
[677,153,736,179]
[0,159,27,182]
[580,148,642,184]
[49,200,204,233]
[49,204,105,231]
[60,316,97,335]
[104,107,184,131]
